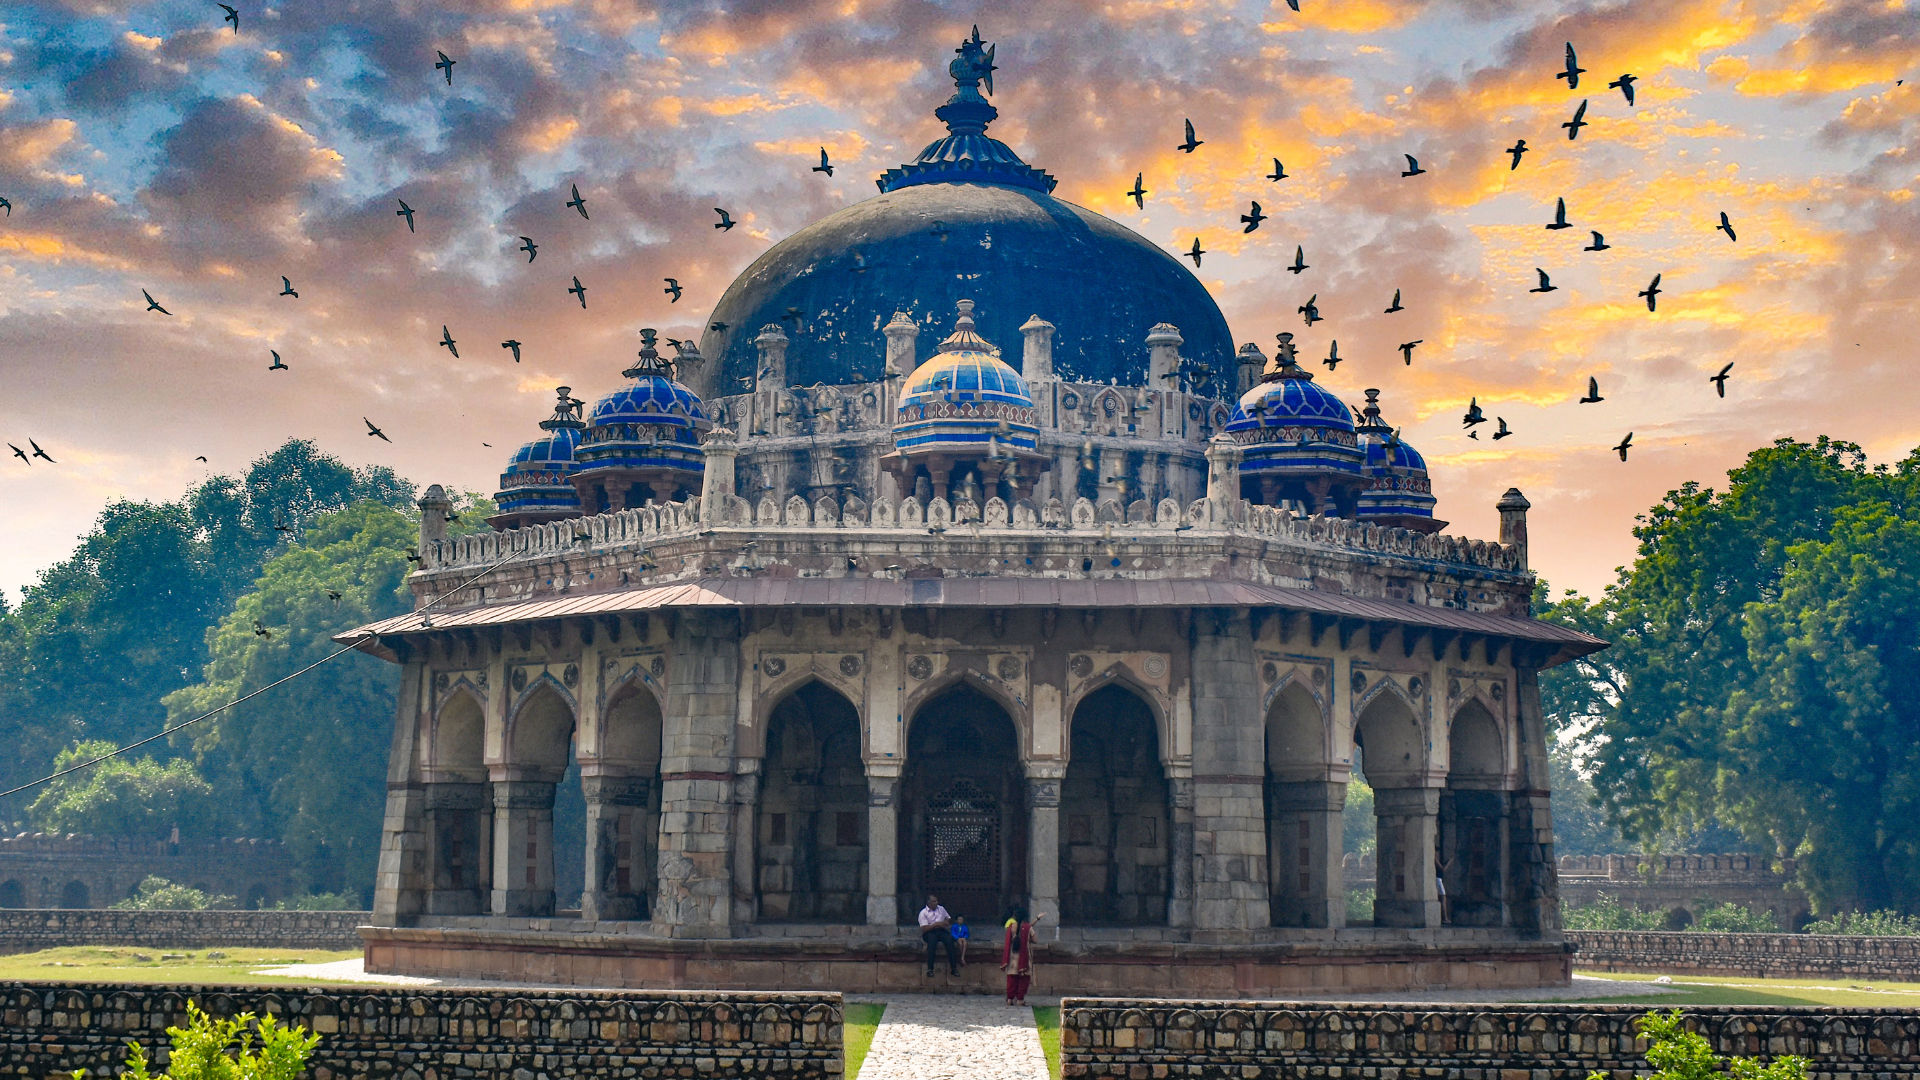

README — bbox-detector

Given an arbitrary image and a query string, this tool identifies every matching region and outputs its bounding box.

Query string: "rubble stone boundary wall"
[1569,930,1920,980]
[0,983,843,1080]
[1060,1000,1920,1080]
[0,910,369,954]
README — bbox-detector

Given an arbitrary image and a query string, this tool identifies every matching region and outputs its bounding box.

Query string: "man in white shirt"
[918,893,959,976]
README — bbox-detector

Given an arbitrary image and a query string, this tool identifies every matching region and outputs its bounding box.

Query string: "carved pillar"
[1025,770,1062,921]
[1511,665,1560,936]
[1267,780,1345,928]
[699,428,739,525]
[1235,342,1266,398]
[755,324,789,388]
[883,311,919,421]
[866,768,901,925]
[730,761,761,926]
[1373,786,1441,927]
[372,660,429,925]
[490,780,557,917]
[652,610,741,936]
[1204,434,1242,524]
[581,774,652,922]
[1168,775,1195,928]
[423,782,489,915]
[1498,487,1532,572]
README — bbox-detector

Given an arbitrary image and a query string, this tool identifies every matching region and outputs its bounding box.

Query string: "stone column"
[699,428,739,526]
[1235,342,1266,398]
[652,611,741,936]
[1268,780,1346,928]
[581,774,652,922]
[884,311,919,420]
[417,486,451,568]
[1510,665,1560,936]
[1204,434,1242,525]
[1026,770,1062,921]
[866,768,901,925]
[423,782,488,915]
[730,761,762,926]
[490,780,557,917]
[1497,488,1531,571]
[1373,786,1441,927]
[1168,774,1195,928]
[1187,610,1271,932]
[371,659,429,925]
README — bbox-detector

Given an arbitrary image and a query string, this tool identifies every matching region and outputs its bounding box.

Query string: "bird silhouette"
[1639,273,1662,311]
[1127,173,1147,208]
[1463,398,1486,427]
[1492,417,1512,440]
[1717,211,1737,242]
[568,276,587,308]
[1610,73,1638,105]
[1563,99,1589,140]
[1585,230,1610,251]
[142,289,172,314]
[813,147,834,177]
[1401,153,1426,177]
[439,325,459,357]
[1399,340,1422,365]
[502,339,522,362]
[396,199,415,232]
[1710,362,1734,397]
[8,444,26,465]
[1323,340,1342,371]
[195,455,207,462]
[1507,140,1528,170]
[1285,0,1299,9]
[253,620,272,639]
[518,236,538,262]
[273,514,295,535]
[434,50,456,86]
[1546,196,1572,230]
[279,276,297,298]
[0,196,11,216]
[219,3,237,33]
[710,321,730,332]
[1299,294,1322,326]
[326,590,343,602]
[1186,237,1205,268]
[1530,268,1558,293]
[1267,158,1289,182]
[1557,42,1585,88]
[1240,201,1266,233]
[713,208,736,230]
[1580,376,1604,403]
[28,438,52,462]
[1614,432,1633,461]
[269,349,288,371]
[1287,245,1308,274]
[1385,288,1404,313]
[364,418,391,442]
[1178,118,1202,153]
[664,278,683,302]
[567,183,588,219]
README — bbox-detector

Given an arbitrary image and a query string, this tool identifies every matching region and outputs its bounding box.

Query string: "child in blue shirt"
[951,916,970,966]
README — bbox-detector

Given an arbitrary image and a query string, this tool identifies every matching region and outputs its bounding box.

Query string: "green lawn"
[1572,969,1920,1008]
[1034,1004,1061,1079]
[844,1002,884,1079]
[0,946,365,986]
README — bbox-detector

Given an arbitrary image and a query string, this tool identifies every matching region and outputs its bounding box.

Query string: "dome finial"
[1355,388,1392,434]
[939,27,999,135]
[623,327,673,379]
[1264,331,1315,383]
[541,385,586,431]
[938,299,996,355]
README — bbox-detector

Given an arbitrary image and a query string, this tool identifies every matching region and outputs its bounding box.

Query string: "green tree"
[25,740,218,839]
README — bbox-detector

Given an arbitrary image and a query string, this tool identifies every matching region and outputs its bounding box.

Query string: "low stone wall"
[1560,853,1810,930]
[1,983,842,1080]
[1570,929,1920,980]
[0,834,296,910]
[0,909,368,954]
[1060,1000,1920,1080]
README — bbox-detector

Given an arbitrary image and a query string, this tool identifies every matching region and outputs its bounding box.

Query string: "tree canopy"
[26,740,219,839]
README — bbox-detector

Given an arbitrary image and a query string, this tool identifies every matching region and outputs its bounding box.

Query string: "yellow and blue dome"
[894,300,1040,454]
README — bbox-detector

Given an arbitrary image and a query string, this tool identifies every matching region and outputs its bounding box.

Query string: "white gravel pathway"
[852,994,1049,1080]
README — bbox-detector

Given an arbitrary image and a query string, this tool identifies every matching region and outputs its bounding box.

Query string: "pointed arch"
[1062,662,1170,764]
[900,682,1026,922]
[758,680,867,922]
[903,666,1029,750]
[1061,683,1170,926]
[746,667,866,760]
[1447,699,1505,787]
[1265,680,1332,784]
[429,688,486,783]
[506,678,577,778]
[1353,686,1424,789]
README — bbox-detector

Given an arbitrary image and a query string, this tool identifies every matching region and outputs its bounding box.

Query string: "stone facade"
[0,984,841,1080]
[0,834,294,910]
[1059,1000,1920,1080]
[1560,854,1811,929]
[0,910,366,955]
[1569,930,1920,981]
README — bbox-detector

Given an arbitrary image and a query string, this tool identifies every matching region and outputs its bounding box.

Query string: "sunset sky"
[0,0,1915,602]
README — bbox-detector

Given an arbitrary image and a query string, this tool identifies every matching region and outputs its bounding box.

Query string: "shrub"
[119,1000,320,1080]
[263,891,356,911]
[1591,1009,1805,1080]
[112,877,235,911]
[1803,909,1920,936]
[1691,902,1779,933]
[1564,893,1666,931]
[1345,887,1375,924]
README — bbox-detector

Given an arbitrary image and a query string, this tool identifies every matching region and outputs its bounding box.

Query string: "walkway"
[852,994,1049,1080]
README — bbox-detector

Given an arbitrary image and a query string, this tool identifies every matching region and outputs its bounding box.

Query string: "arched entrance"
[582,683,664,921]
[758,681,867,922]
[495,681,575,917]
[60,880,90,909]
[426,692,489,915]
[0,879,22,908]
[1354,687,1436,927]
[1442,699,1508,926]
[1061,685,1169,926]
[1264,680,1342,927]
[901,683,1026,924]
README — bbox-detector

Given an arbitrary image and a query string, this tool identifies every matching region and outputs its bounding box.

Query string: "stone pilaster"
[1373,786,1441,927]
[371,659,429,925]
[1268,780,1346,928]
[1188,610,1271,932]
[1498,488,1532,571]
[865,769,900,925]
[653,611,741,936]
[423,781,489,916]
[581,774,652,922]
[1510,665,1560,936]
[1168,775,1195,928]
[490,780,557,917]
[1025,770,1062,921]
[1235,342,1266,398]
[1204,435,1242,525]
[729,762,761,926]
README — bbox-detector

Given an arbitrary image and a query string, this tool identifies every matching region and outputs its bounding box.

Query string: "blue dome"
[1362,433,1428,475]
[1226,362,1364,480]
[894,300,1041,455]
[1352,389,1441,529]
[587,375,707,431]
[491,390,587,527]
[899,354,1034,411]
[1226,375,1356,434]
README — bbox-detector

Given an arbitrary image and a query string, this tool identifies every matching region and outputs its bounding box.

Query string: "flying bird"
[1287,245,1309,274]
[813,147,834,177]
[1385,288,1404,313]
[1563,99,1588,140]
[568,276,587,308]
[1530,268,1557,293]
[1639,273,1662,311]
[1710,362,1734,397]
[567,184,588,219]
[439,325,458,357]
[326,590,342,602]
[1401,153,1426,177]
[28,438,52,462]
[1546,196,1572,230]
[0,196,11,216]
[1186,237,1205,268]
[710,321,730,332]
[1285,0,1299,8]
[1177,118,1202,153]
[434,50,456,86]
[1463,398,1486,427]
[1267,158,1289,182]
[1614,432,1634,461]
[1492,417,1512,440]
[1323,340,1342,371]
[1717,211,1737,242]
[273,514,295,535]
[396,199,415,232]
[1610,73,1638,105]
[1240,201,1266,233]
[502,339,521,362]
[1557,42,1585,88]
[664,277,682,302]
[219,3,237,33]
[1127,173,1146,208]
[195,456,207,463]
[1585,230,1610,251]
[142,289,172,314]
[1580,376,1604,403]
[253,620,272,640]
[269,349,287,371]
[1399,340,1423,365]
[713,207,736,230]
[1299,294,1322,326]
[279,276,297,298]
[364,418,391,443]
[1507,139,1528,170]
[8,444,26,466]
[518,236,538,262]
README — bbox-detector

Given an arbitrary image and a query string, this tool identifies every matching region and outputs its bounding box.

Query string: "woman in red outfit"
[1001,905,1041,1005]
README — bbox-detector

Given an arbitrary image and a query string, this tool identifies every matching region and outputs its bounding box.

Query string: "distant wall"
[1060,1000,1920,1080]
[1569,929,1920,980]
[0,834,296,910]
[0,984,842,1080]
[0,910,367,954]
[1558,853,1810,929]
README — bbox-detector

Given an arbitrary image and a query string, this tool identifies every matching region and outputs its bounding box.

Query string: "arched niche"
[1266,681,1329,783]
[758,680,867,922]
[1353,686,1424,789]
[1441,698,1510,927]
[0,879,22,908]
[431,692,486,783]
[1060,684,1169,927]
[423,690,492,915]
[508,681,576,781]
[1265,681,1343,928]
[496,680,580,916]
[900,683,1026,924]
[1447,699,1504,788]
[1355,687,1438,928]
[60,880,90,909]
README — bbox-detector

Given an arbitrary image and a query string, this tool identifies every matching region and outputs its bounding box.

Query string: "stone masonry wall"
[1569,930,1920,980]
[1559,854,1811,930]
[0,983,842,1080]
[1060,1000,1920,1080]
[0,910,368,955]
[0,834,296,910]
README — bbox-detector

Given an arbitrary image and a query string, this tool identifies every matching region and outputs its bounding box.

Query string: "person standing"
[918,893,959,977]
[1001,905,1041,1005]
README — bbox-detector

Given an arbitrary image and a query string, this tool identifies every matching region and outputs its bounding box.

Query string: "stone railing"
[1560,852,1798,882]
[1,984,842,1080]
[1060,999,1920,1080]
[0,910,368,955]
[1569,929,1920,980]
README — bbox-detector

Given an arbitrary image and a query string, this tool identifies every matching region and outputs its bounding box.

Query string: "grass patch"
[0,946,364,986]
[1033,1004,1061,1080]
[844,1002,884,1079]
[1572,969,1920,1008]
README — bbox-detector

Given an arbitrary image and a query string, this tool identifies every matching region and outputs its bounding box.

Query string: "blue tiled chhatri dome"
[570,332,712,512]
[1353,389,1445,533]
[489,387,586,530]
[1225,334,1366,514]
[894,300,1040,454]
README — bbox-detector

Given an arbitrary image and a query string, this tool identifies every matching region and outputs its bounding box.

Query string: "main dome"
[698,37,1233,394]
